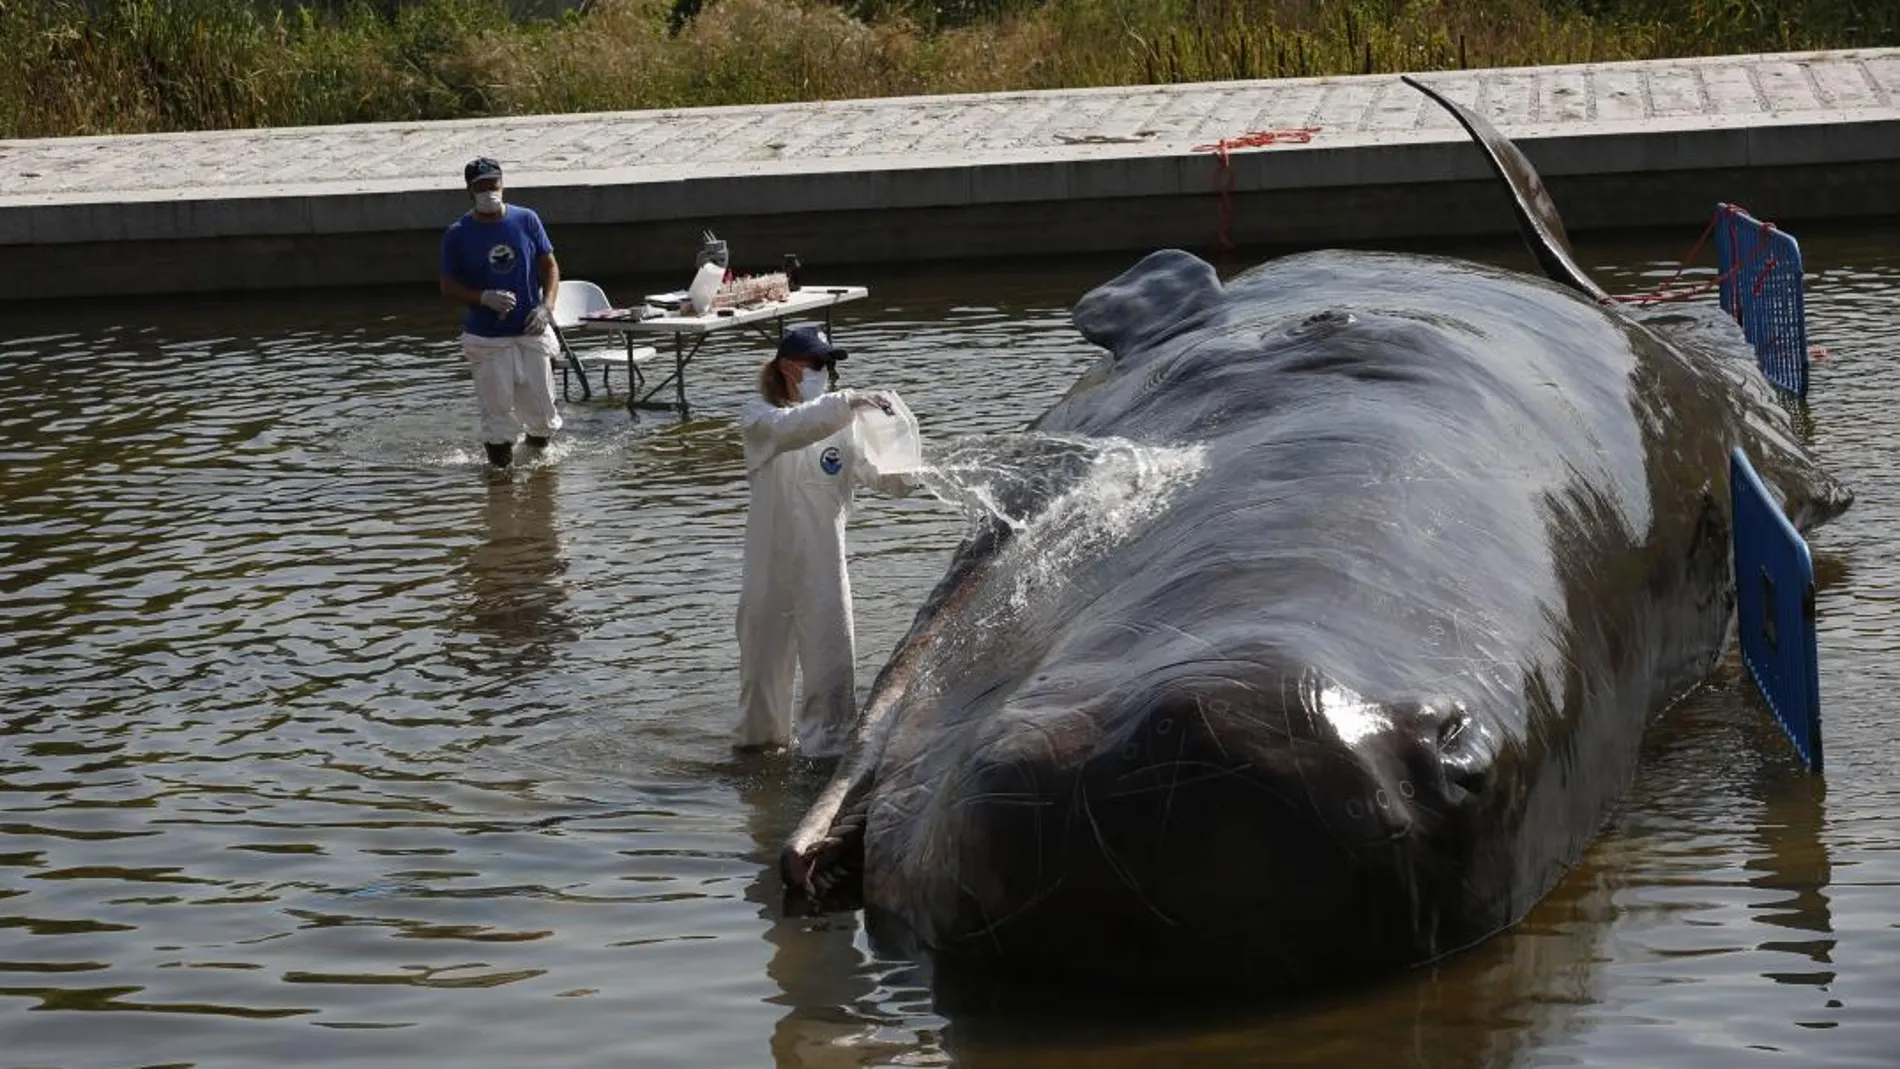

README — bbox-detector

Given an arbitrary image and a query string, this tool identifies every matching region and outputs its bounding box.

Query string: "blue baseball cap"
[464,157,504,186]
[777,324,848,362]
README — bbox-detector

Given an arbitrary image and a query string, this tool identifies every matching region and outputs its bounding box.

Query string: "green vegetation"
[2,0,1893,138]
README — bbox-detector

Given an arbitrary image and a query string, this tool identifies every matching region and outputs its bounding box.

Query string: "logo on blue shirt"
[488,244,516,273]
[820,447,843,475]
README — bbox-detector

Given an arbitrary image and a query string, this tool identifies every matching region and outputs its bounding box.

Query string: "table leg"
[554,325,592,403]
[673,333,689,419]
[626,332,704,419]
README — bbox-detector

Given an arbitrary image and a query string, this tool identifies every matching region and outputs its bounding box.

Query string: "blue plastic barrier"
[1714,204,1809,398]
[1730,447,1822,773]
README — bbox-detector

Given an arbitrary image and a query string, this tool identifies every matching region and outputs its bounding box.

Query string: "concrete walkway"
[2,48,1896,300]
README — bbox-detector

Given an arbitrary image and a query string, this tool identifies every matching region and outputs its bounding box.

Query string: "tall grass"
[1,0,1893,138]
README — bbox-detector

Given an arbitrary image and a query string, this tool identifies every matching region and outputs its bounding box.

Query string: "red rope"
[1191,127,1322,252]
[1606,203,1781,308]
[1607,208,1723,305]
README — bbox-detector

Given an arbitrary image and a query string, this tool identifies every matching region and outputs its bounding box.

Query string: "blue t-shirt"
[440,205,555,338]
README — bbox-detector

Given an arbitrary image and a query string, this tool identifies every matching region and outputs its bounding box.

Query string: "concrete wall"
[6,52,1897,301]
[21,158,1897,302]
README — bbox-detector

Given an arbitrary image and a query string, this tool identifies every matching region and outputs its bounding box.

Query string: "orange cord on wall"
[1191,127,1323,252]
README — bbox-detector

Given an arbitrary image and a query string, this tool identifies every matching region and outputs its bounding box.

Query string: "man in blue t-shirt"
[439,156,565,469]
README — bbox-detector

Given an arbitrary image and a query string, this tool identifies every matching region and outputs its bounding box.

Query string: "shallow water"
[1,221,1896,1068]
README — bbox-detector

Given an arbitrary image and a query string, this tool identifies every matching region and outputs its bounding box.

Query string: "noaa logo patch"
[820,447,843,475]
[487,244,516,273]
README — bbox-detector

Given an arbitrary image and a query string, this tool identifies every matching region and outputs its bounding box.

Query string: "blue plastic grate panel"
[1714,204,1809,398]
[1731,447,1822,773]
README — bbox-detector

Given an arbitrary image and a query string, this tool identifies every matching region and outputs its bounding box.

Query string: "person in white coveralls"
[734,324,916,757]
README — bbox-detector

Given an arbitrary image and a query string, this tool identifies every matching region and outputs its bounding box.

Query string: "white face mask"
[474,189,504,214]
[797,366,829,401]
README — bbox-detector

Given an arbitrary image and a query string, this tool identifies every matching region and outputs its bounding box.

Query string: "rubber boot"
[484,441,513,468]
[525,434,551,450]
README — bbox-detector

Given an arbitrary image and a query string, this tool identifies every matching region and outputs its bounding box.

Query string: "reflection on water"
[457,467,578,658]
[1,224,1897,1069]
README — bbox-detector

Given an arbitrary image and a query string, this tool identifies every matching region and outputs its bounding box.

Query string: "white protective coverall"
[735,389,912,756]
[462,327,564,444]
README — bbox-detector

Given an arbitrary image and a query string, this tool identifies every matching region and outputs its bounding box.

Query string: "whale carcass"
[779,77,1853,993]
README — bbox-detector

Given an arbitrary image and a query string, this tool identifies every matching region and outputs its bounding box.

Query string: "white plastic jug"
[853,392,923,477]
[685,261,725,315]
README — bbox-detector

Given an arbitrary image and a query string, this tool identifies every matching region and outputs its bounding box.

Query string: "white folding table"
[565,285,869,418]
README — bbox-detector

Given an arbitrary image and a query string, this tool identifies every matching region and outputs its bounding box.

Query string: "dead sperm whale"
[778,77,1854,993]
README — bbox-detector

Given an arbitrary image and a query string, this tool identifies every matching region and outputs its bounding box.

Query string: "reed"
[1,0,1891,138]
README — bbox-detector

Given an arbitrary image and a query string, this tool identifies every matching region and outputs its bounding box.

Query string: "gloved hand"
[522,305,551,335]
[871,470,924,499]
[479,289,517,315]
[849,390,896,417]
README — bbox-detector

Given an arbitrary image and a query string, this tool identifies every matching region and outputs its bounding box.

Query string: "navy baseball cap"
[464,157,504,186]
[777,324,848,362]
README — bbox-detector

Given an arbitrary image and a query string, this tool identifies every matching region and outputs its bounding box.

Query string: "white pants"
[462,330,563,444]
[734,569,858,756]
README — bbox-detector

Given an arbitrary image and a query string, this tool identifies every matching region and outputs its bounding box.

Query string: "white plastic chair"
[550,280,656,401]
[554,279,614,328]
